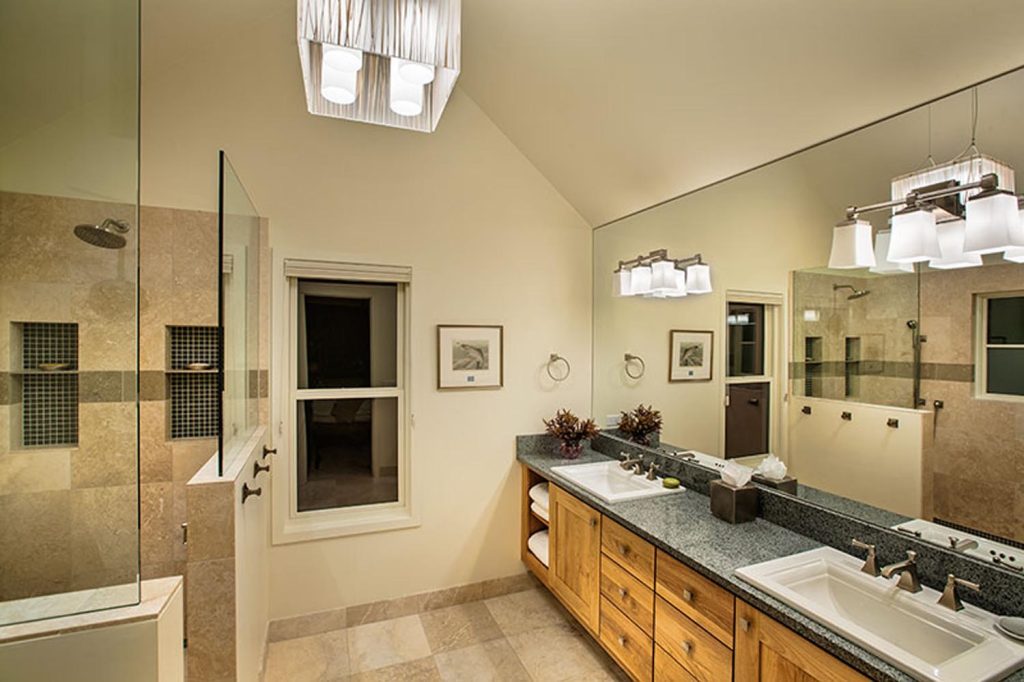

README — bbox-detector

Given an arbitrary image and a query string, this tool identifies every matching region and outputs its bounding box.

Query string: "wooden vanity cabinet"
[734,600,870,681]
[548,484,602,633]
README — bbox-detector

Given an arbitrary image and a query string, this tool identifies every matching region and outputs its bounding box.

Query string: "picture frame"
[437,325,504,390]
[669,329,713,382]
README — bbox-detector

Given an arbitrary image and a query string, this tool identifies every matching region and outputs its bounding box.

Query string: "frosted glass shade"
[828,219,875,269]
[321,65,358,105]
[685,263,712,294]
[389,57,424,116]
[870,230,914,274]
[888,207,940,263]
[395,58,435,85]
[964,190,1023,254]
[629,265,652,295]
[665,270,688,297]
[612,269,631,297]
[929,220,982,270]
[323,44,363,72]
[649,260,678,296]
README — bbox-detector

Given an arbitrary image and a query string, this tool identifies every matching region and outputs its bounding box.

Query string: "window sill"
[273,505,420,545]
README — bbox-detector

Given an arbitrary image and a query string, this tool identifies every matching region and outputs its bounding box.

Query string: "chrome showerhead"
[73,218,130,249]
[833,283,870,300]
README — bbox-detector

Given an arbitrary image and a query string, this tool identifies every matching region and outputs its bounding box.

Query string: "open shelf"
[521,466,550,586]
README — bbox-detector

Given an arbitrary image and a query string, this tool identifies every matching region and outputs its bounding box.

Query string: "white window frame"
[272,258,416,544]
[720,290,785,461]
[975,290,1024,403]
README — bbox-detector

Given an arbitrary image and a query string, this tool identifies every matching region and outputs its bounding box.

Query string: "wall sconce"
[613,250,712,299]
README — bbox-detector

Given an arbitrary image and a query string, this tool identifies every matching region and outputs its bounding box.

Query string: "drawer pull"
[617,635,628,647]
[739,617,750,632]
[682,589,693,603]
[618,542,630,556]
[590,518,598,528]
[681,640,693,655]
[618,587,628,599]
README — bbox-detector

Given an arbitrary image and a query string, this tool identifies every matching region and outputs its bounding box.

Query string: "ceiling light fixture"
[613,250,710,299]
[828,219,876,269]
[889,205,940,264]
[929,219,983,269]
[298,0,460,132]
[869,230,915,274]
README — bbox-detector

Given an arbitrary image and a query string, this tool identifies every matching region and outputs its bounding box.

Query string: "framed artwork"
[669,330,713,382]
[437,325,504,390]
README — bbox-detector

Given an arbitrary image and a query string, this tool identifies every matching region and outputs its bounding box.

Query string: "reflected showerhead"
[73,218,130,249]
[833,283,870,300]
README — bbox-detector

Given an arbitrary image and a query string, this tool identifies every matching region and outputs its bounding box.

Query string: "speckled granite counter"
[517,446,1024,682]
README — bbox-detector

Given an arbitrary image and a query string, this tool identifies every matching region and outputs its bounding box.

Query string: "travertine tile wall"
[0,191,138,602]
[919,263,1024,543]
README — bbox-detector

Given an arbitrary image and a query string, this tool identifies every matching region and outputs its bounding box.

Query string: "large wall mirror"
[593,65,1024,569]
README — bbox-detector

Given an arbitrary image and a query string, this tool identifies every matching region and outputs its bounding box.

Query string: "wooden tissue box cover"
[751,474,798,495]
[710,480,758,524]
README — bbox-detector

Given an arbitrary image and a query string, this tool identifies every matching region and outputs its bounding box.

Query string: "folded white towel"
[528,530,549,567]
[530,501,549,522]
[528,482,549,508]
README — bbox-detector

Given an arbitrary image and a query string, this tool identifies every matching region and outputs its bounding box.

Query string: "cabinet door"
[549,485,602,633]
[734,601,869,681]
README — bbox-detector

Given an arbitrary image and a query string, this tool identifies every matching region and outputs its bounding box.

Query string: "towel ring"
[547,353,571,382]
[624,353,646,380]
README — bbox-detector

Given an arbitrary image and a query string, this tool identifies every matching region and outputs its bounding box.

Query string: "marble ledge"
[0,576,182,645]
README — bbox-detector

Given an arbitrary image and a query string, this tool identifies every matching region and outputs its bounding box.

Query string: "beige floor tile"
[347,614,432,673]
[506,624,617,682]
[264,633,329,682]
[342,656,441,681]
[419,602,504,654]
[485,588,573,637]
[434,639,531,682]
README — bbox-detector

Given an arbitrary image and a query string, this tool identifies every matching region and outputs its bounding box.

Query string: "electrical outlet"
[606,414,619,428]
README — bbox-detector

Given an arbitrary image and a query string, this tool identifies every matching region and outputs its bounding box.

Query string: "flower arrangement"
[543,409,599,459]
[618,404,663,446]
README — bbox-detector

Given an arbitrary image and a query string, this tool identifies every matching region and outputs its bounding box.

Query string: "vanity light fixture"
[828,219,876,269]
[297,0,460,132]
[929,219,983,269]
[613,250,711,299]
[963,188,1024,254]
[1005,200,1024,263]
[870,230,915,274]
[889,205,940,264]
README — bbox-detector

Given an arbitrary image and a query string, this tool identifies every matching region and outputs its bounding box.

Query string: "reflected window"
[980,294,1024,397]
[727,302,765,377]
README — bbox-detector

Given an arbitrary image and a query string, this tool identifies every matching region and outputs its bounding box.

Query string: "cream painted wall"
[593,160,834,455]
[139,10,592,618]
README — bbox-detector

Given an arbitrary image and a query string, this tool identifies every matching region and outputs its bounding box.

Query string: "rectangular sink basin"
[550,460,682,503]
[735,547,1024,681]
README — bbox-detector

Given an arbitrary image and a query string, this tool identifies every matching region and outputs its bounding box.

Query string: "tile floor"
[264,587,628,681]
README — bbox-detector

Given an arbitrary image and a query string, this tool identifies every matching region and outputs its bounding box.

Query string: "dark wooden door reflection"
[725,382,770,459]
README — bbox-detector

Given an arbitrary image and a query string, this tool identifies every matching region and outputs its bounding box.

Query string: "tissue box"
[752,474,798,495]
[710,480,758,524]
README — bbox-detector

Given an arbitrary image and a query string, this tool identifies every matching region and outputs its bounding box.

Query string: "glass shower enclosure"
[0,0,141,624]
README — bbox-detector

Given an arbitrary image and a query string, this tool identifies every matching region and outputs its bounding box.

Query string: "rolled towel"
[530,501,549,522]
[528,482,549,508]
[528,530,549,567]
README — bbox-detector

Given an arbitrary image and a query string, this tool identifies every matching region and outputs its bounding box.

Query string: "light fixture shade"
[649,260,678,295]
[396,58,435,85]
[629,265,652,296]
[665,269,688,297]
[321,65,358,105]
[1004,247,1024,263]
[322,44,363,72]
[870,230,914,274]
[828,219,876,269]
[964,189,1023,254]
[389,57,425,116]
[612,269,632,297]
[888,206,940,263]
[685,263,712,294]
[929,220,983,270]
[298,0,461,132]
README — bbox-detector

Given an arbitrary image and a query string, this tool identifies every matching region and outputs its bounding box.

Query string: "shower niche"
[9,322,79,448]
[166,325,219,440]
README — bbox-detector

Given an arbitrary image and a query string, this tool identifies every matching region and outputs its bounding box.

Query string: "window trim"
[272,258,417,545]
[975,290,1024,403]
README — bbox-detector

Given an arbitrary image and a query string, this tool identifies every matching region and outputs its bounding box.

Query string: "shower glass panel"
[0,0,140,624]
[219,151,262,474]
[791,270,920,408]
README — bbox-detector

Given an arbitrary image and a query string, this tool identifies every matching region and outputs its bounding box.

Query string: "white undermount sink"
[735,547,1024,681]
[550,460,682,503]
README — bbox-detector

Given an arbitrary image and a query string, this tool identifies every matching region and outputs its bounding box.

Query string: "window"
[275,260,413,543]
[978,293,1024,398]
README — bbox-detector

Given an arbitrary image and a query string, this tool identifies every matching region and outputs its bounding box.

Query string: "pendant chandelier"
[298,0,461,133]
[613,250,712,299]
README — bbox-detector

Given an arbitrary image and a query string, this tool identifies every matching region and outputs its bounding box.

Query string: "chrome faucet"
[937,574,980,611]
[881,550,922,593]
[851,538,879,576]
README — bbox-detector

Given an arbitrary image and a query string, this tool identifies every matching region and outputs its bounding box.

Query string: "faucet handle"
[938,574,981,611]
[645,462,659,480]
[851,538,879,576]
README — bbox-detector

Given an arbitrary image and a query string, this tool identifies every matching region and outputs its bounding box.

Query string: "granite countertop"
[518,447,1024,682]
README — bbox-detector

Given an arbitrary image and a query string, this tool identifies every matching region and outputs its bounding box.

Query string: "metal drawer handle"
[682,589,693,603]
[739,617,750,632]
[618,542,630,556]
[590,518,598,528]
[618,587,628,599]
[681,640,693,655]
[618,635,628,647]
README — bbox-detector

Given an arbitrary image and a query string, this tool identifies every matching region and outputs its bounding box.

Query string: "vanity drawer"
[600,597,653,682]
[655,597,733,681]
[600,554,654,635]
[654,644,699,681]
[602,517,655,587]
[656,549,735,647]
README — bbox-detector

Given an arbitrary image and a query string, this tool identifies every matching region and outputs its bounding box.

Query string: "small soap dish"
[996,617,1024,643]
